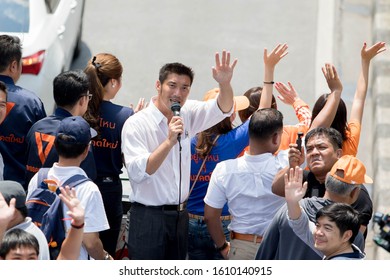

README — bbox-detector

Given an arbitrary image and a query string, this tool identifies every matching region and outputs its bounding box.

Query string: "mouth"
[310,157,322,165]
[314,237,326,246]
[169,98,181,104]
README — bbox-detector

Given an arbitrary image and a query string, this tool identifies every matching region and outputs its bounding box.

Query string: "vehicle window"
[0,0,30,32]
[45,0,60,13]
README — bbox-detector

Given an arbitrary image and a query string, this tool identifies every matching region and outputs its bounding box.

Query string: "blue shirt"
[188,120,249,216]
[0,75,46,188]
[91,101,133,177]
[25,107,97,185]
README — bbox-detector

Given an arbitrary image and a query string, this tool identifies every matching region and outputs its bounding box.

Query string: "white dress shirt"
[204,151,288,236]
[121,96,231,206]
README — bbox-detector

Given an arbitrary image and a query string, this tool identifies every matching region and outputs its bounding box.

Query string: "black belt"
[133,201,187,212]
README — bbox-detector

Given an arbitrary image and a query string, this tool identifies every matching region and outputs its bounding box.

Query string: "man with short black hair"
[204,108,288,260]
[25,70,97,185]
[0,35,47,188]
[284,155,371,260]
[122,50,237,259]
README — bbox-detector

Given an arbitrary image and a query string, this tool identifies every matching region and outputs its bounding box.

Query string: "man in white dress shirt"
[204,108,288,260]
[121,50,237,260]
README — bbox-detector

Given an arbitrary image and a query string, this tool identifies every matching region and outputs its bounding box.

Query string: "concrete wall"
[372,0,390,259]
[331,0,390,259]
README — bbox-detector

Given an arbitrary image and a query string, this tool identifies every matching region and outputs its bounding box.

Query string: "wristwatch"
[215,240,228,252]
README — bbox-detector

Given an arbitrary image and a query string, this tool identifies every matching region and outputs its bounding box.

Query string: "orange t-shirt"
[239,98,311,156]
[342,120,361,156]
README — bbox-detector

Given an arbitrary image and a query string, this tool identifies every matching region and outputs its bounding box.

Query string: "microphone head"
[170,102,181,116]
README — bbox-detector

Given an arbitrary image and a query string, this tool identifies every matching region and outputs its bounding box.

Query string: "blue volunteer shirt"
[189,120,250,216]
[0,75,47,188]
[91,100,133,177]
[25,107,97,185]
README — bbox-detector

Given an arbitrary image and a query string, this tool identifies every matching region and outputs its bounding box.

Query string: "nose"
[309,147,320,156]
[314,227,324,237]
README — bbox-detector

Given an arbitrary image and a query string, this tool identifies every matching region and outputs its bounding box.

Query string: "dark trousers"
[95,177,123,257]
[127,202,189,260]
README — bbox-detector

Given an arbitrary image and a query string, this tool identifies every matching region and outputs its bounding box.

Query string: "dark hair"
[0,35,22,72]
[55,134,89,159]
[195,117,232,159]
[159,62,194,85]
[18,206,28,219]
[0,81,7,94]
[311,94,349,141]
[305,127,343,151]
[0,228,39,259]
[0,81,7,103]
[84,53,123,133]
[316,203,361,244]
[53,70,90,108]
[238,87,277,123]
[249,108,283,141]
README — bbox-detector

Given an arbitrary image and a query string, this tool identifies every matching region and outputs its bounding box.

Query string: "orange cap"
[203,88,249,112]
[329,155,373,184]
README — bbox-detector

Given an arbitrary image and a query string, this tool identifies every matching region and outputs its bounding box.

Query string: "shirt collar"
[242,152,273,161]
[0,75,15,85]
[149,96,168,126]
[54,107,73,118]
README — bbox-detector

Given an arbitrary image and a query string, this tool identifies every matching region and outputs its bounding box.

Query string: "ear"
[9,60,19,74]
[272,132,280,145]
[341,229,353,243]
[349,186,361,204]
[155,80,161,93]
[336,149,342,159]
[78,95,86,107]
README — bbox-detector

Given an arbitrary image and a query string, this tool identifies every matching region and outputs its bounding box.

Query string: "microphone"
[171,102,181,117]
[170,102,181,141]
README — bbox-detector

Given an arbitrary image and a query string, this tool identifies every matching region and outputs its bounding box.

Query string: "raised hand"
[275,81,299,105]
[361,41,386,62]
[284,166,307,204]
[130,97,148,113]
[59,186,85,227]
[322,63,343,94]
[212,50,238,86]
[263,43,289,69]
[288,143,305,168]
[0,192,16,228]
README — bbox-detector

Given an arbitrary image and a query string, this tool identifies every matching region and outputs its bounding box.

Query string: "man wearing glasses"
[25,70,97,185]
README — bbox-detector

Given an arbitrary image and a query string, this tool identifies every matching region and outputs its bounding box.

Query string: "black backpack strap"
[62,174,91,190]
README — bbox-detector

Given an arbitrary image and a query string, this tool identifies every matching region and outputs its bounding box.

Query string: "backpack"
[26,168,91,260]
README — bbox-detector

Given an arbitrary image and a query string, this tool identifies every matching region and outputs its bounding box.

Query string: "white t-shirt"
[27,163,109,260]
[204,151,288,236]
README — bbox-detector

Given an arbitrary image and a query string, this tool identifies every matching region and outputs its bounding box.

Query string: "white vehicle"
[0,0,85,112]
